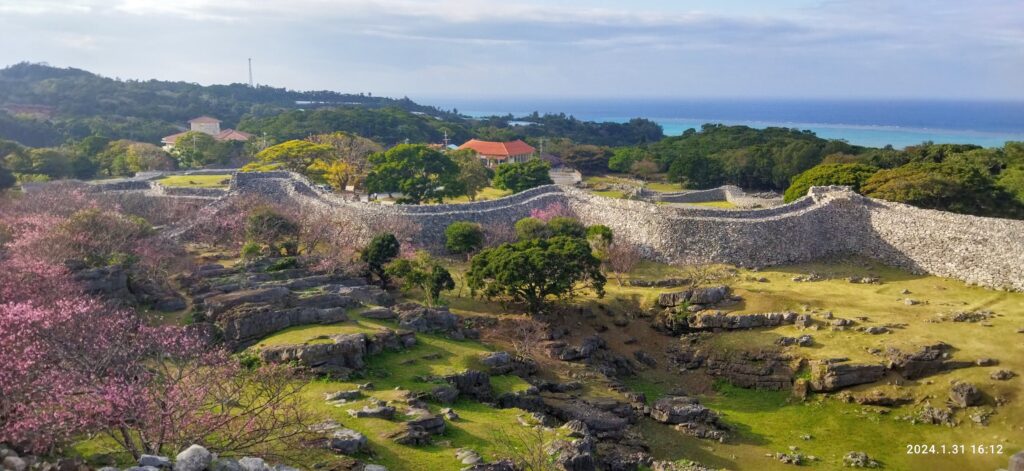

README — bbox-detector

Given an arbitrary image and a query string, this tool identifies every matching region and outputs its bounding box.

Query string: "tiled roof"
[216,129,254,141]
[457,139,536,158]
[160,131,190,144]
[188,116,221,124]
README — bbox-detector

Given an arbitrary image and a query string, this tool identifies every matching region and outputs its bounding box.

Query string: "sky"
[0,0,1022,100]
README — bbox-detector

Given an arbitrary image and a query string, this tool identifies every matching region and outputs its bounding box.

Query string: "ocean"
[429,98,1024,149]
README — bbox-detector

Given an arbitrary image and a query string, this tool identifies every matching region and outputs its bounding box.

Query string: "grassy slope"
[155,174,232,188]
[621,260,1024,471]
[251,310,536,470]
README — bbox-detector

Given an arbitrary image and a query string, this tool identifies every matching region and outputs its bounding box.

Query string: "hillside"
[0,62,457,146]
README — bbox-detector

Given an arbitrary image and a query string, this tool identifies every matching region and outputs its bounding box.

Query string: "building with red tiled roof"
[161,116,253,149]
[457,139,536,168]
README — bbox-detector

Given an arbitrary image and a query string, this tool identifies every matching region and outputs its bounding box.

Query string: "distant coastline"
[432,98,1024,148]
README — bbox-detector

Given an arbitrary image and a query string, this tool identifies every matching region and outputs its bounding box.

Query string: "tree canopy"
[492,159,553,193]
[467,235,606,313]
[783,163,879,202]
[364,144,465,203]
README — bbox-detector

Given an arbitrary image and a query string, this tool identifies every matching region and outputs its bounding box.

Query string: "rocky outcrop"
[480,351,538,377]
[649,396,727,441]
[541,335,636,378]
[886,343,972,380]
[391,303,478,339]
[220,305,353,347]
[544,398,636,440]
[809,360,886,392]
[259,329,416,377]
[388,408,446,445]
[949,382,982,408]
[704,349,797,390]
[443,370,494,402]
[657,286,730,308]
[686,311,797,330]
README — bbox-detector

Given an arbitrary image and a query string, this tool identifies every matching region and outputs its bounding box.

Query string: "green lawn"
[155,174,232,188]
[442,187,512,204]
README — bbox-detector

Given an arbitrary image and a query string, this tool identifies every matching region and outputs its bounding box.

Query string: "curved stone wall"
[652,185,783,208]
[129,172,1024,291]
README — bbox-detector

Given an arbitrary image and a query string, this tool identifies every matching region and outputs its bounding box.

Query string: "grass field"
[442,187,512,204]
[155,174,232,188]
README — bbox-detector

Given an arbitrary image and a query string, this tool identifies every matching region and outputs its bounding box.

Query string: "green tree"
[997,165,1024,205]
[445,221,485,257]
[450,149,491,201]
[360,233,401,287]
[514,217,550,240]
[244,139,333,173]
[608,147,652,173]
[492,159,553,193]
[173,131,235,168]
[783,163,879,202]
[862,162,1023,218]
[467,235,606,313]
[563,144,613,174]
[364,144,465,204]
[547,217,586,239]
[385,251,456,306]
[667,153,724,189]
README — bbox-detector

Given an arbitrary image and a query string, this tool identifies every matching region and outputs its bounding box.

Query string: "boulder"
[687,311,797,330]
[138,455,172,469]
[809,360,885,392]
[887,343,969,380]
[363,466,388,471]
[991,369,1016,380]
[205,286,291,314]
[347,404,396,419]
[444,370,493,401]
[842,451,880,468]
[463,460,516,471]
[949,382,982,408]
[431,385,460,404]
[211,459,243,471]
[689,285,729,305]
[237,457,272,471]
[3,456,27,471]
[546,438,596,471]
[329,428,368,455]
[173,445,213,471]
[657,290,692,307]
[393,303,460,334]
[650,396,718,425]
[1009,451,1024,471]
[325,390,362,402]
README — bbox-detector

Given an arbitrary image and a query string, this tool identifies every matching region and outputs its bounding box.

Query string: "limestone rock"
[949,382,982,408]
[842,451,880,468]
[991,369,1016,380]
[809,360,886,392]
[138,455,172,469]
[329,429,368,455]
[173,445,213,471]
[238,457,272,471]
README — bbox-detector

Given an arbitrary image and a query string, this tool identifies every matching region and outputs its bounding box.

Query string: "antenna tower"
[248,58,254,88]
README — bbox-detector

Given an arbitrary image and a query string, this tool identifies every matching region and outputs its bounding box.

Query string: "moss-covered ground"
[73,254,1023,470]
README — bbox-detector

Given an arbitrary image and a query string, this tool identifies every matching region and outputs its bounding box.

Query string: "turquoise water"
[437,98,1024,148]
[648,117,1024,148]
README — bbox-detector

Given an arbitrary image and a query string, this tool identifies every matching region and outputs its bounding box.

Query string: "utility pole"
[539,137,545,157]
[248,58,254,88]
[443,130,450,148]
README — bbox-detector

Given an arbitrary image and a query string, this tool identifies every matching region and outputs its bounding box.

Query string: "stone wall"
[652,185,783,208]
[138,172,1024,291]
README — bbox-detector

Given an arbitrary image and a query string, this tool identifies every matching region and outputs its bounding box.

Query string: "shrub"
[783,163,878,202]
[492,159,553,193]
[241,241,261,258]
[266,257,299,272]
[360,233,400,287]
[862,162,1024,218]
[445,221,485,257]
[514,217,549,240]
[385,251,456,306]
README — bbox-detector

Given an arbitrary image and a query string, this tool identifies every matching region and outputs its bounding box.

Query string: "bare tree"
[605,241,642,286]
[483,317,550,359]
[491,425,558,471]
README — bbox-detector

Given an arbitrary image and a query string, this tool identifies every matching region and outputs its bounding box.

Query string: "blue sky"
[0,0,1021,100]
